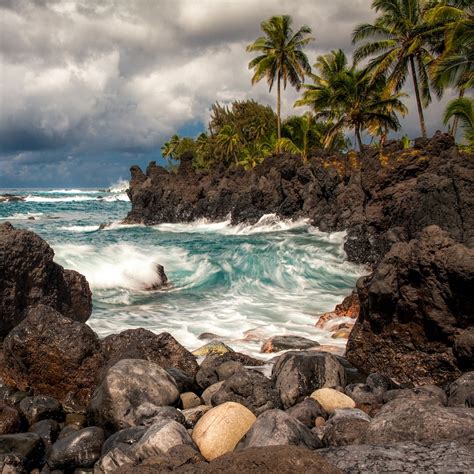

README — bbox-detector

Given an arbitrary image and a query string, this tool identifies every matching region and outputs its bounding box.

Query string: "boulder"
[101,426,146,456]
[285,398,327,426]
[0,222,92,338]
[192,341,234,357]
[346,226,474,386]
[382,386,447,405]
[95,447,136,473]
[211,368,281,415]
[0,402,21,435]
[130,419,196,460]
[195,352,264,390]
[365,398,474,444]
[1,305,104,403]
[322,408,371,446]
[102,329,198,378]
[90,359,179,431]
[166,367,199,393]
[190,446,340,473]
[48,426,105,469]
[272,351,346,409]
[0,432,45,472]
[28,419,60,449]
[310,388,356,414]
[201,381,225,406]
[192,402,256,461]
[19,395,63,426]
[180,392,201,410]
[319,439,474,473]
[260,335,320,353]
[316,292,360,330]
[237,409,320,450]
[446,371,474,407]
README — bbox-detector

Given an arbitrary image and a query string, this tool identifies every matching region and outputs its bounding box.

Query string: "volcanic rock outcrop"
[0,222,92,338]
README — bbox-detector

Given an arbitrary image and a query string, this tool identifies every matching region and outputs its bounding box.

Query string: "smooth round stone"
[310,388,356,414]
[202,381,225,406]
[192,402,256,461]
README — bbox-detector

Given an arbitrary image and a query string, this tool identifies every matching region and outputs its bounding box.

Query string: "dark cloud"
[0,0,452,187]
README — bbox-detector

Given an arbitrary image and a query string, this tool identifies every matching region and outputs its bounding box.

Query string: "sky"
[0,0,455,188]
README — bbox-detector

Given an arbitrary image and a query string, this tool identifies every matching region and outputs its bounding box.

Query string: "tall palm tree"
[427,1,473,136]
[444,96,474,147]
[296,50,407,150]
[246,15,314,140]
[352,0,433,138]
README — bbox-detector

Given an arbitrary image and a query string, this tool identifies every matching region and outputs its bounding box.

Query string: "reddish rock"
[0,222,92,339]
[315,292,360,330]
[0,305,104,404]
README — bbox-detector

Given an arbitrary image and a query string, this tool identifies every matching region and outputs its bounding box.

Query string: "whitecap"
[108,179,129,193]
[58,225,100,233]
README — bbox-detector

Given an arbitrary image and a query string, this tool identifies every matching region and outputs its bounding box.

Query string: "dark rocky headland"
[1,133,473,473]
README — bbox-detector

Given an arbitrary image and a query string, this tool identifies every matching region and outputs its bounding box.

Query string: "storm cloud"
[0,0,454,187]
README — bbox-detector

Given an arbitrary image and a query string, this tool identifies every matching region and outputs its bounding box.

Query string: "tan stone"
[192,402,256,461]
[331,328,352,339]
[310,388,356,414]
[180,392,201,410]
[192,341,233,357]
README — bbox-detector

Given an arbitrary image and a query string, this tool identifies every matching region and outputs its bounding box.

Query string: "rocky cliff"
[125,132,473,266]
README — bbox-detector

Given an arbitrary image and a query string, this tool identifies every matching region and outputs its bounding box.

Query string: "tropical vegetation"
[160,3,472,170]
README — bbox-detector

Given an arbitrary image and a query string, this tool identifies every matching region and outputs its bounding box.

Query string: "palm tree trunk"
[451,88,465,138]
[355,126,363,151]
[409,56,427,139]
[277,72,281,141]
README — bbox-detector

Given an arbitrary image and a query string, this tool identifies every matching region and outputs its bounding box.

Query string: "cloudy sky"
[0,0,454,187]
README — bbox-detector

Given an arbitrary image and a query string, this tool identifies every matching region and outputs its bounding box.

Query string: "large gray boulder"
[272,351,346,409]
[322,408,371,447]
[90,359,179,431]
[447,371,474,407]
[237,409,320,450]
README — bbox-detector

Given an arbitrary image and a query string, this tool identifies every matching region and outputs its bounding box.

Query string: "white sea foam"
[45,189,100,194]
[59,225,100,233]
[0,212,44,220]
[108,179,129,193]
[53,243,176,290]
[25,195,97,203]
[102,193,129,202]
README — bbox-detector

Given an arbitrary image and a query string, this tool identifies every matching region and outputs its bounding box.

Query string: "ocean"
[0,183,364,357]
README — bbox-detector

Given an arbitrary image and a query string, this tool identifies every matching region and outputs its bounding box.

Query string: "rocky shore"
[0,133,473,473]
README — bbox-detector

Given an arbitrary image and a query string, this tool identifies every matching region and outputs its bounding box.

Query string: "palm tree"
[161,134,180,159]
[427,1,473,136]
[444,96,474,147]
[246,15,314,140]
[352,0,434,138]
[296,50,407,150]
[216,125,241,165]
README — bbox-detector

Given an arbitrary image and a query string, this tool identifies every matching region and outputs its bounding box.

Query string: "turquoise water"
[0,184,364,357]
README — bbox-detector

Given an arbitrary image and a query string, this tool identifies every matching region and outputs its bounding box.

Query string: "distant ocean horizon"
[0,183,364,356]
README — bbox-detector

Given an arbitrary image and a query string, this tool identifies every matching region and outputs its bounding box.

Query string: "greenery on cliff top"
[162,0,473,169]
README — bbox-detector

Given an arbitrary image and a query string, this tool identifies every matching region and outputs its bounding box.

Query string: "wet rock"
[192,341,234,357]
[180,392,201,410]
[95,447,136,473]
[272,351,346,409]
[322,408,371,446]
[130,419,196,460]
[346,226,474,386]
[0,222,92,338]
[197,332,222,341]
[0,432,45,472]
[315,291,360,330]
[48,426,105,469]
[195,352,264,390]
[365,397,474,444]
[102,329,198,378]
[447,371,474,407]
[143,264,168,290]
[166,368,199,394]
[0,402,21,434]
[311,388,356,414]
[285,398,327,427]
[0,194,25,202]
[182,405,211,429]
[319,439,474,473]
[382,386,447,405]
[101,426,146,456]
[64,413,87,429]
[192,402,256,461]
[29,419,60,449]
[90,359,180,431]
[190,446,340,474]
[215,361,244,381]
[134,405,185,427]
[1,305,104,403]
[331,328,351,339]
[260,335,320,353]
[211,368,281,415]
[237,409,320,450]
[19,395,63,426]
